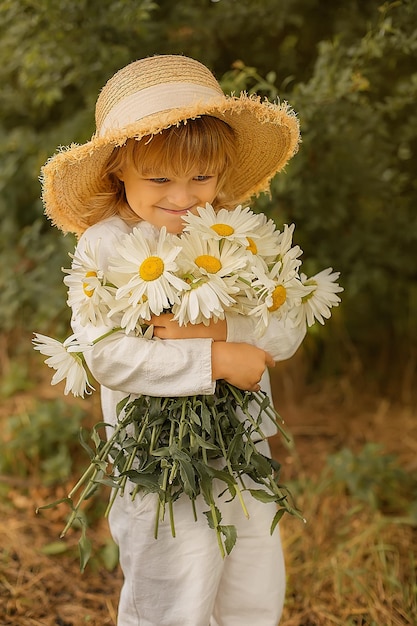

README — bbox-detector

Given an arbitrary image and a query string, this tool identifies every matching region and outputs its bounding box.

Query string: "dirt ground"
[1,356,416,626]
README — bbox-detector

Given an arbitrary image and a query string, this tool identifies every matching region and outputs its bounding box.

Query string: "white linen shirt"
[70,216,306,437]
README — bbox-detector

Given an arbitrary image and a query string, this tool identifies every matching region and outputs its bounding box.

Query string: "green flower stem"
[243,434,304,522]
[67,409,132,499]
[169,499,176,537]
[225,384,267,440]
[91,327,122,345]
[150,424,158,453]
[213,412,249,520]
[104,413,150,517]
[159,419,176,525]
[261,475,304,521]
[251,392,291,444]
[154,498,161,539]
[66,464,97,500]
[63,407,137,535]
[210,499,225,560]
[237,276,252,288]
[61,466,101,537]
[169,399,187,485]
[191,498,197,522]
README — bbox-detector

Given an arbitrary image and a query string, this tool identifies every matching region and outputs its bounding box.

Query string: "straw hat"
[41,54,300,237]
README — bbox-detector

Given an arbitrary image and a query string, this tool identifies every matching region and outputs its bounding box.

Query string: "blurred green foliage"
[1,0,416,385]
[327,443,417,521]
[0,399,86,485]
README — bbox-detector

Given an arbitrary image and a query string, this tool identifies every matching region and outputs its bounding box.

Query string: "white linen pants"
[108,443,286,626]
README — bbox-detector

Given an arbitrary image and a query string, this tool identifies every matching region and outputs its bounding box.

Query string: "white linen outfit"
[70,216,306,626]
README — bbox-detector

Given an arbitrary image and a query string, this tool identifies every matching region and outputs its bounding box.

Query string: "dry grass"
[0,496,120,625]
[280,491,416,625]
[1,354,416,625]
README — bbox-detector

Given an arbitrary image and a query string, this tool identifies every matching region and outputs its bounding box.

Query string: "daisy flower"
[291,268,344,328]
[108,227,189,317]
[244,213,282,265]
[172,274,239,326]
[170,231,249,324]
[177,230,249,280]
[182,203,262,246]
[107,294,151,335]
[32,333,94,398]
[63,241,116,327]
[249,261,310,335]
[272,223,303,273]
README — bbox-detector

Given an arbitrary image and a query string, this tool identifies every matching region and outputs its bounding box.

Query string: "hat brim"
[41,93,300,236]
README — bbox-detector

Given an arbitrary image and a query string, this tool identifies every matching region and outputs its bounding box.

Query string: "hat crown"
[95,55,224,134]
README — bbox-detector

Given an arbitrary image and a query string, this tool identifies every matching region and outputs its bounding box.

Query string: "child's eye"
[149,177,169,184]
[193,175,213,182]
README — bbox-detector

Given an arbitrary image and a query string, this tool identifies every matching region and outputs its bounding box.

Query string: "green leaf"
[200,403,212,433]
[189,408,201,426]
[226,431,244,462]
[36,496,74,513]
[41,541,70,556]
[79,524,92,573]
[116,396,131,416]
[191,432,219,451]
[270,508,286,535]
[122,471,160,493]
[78,428,94,459]
[220,524,237,555]
[210,468,237,494]
[203,505,221,529]
[248,489,278,503]
[179,459,197,497]
[250,452,273,477]
[94,475,121,489]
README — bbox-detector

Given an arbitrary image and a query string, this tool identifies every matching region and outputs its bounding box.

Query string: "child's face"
[120,165,218,234]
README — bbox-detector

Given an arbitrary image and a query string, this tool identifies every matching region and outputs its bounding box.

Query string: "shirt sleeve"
[225,311,306,362]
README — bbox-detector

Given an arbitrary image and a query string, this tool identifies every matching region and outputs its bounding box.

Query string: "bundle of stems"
[39,381,303,568]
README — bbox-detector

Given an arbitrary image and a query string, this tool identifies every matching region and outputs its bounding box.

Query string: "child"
[41,55,305,626]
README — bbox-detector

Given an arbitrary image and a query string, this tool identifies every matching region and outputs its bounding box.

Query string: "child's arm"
[150,313,288,392]
[150,311,305,363]
[150,313,227,341]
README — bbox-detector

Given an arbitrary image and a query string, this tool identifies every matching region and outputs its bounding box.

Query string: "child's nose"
[167,183,193,207]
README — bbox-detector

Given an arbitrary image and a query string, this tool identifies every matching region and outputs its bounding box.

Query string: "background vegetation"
[1,0,416,391]
[0,1,416,624]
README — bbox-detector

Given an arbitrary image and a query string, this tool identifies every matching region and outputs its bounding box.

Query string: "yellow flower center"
[246,237,258,254]
[195,254,222,274]
[211,223,235,237]
[268,285,287,312]
[139,256,164,281]
[83,271,97,297]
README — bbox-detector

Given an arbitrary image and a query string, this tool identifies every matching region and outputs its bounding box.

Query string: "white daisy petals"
[34,204,343,396]
[32,333,94,398]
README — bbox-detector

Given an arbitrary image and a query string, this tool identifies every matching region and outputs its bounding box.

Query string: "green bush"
[327,443,417,520]
[0,399,87,485]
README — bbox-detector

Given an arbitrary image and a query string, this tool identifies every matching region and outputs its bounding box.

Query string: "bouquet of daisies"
[34,204,342,564]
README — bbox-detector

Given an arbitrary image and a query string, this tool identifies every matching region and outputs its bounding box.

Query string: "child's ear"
[116,170,124,181]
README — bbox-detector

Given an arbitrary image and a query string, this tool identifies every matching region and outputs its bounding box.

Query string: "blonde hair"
[82,116,236,226]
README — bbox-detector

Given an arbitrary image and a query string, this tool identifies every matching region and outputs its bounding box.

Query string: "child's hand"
[211,342,275,392]
[150,313,227,341]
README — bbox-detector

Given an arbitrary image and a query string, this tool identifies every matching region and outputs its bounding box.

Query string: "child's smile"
[119,166,219,233]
